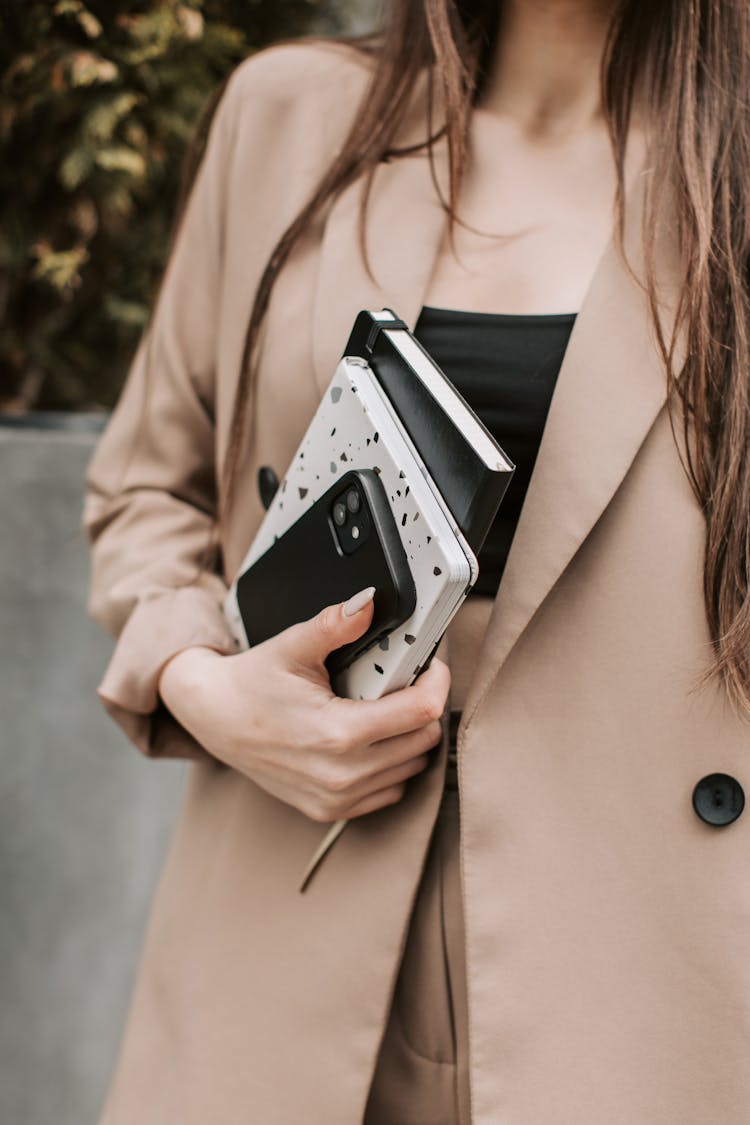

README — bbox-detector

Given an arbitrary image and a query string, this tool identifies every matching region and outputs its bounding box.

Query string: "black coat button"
[692,773,745,827]
[257,465,279,510]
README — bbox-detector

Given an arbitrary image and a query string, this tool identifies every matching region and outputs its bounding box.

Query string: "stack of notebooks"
[223,307,515,702]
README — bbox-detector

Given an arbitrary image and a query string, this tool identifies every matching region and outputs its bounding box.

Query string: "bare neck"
[478,0,620,139]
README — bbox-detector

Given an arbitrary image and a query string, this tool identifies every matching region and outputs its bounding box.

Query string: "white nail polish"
[342,586,376,617]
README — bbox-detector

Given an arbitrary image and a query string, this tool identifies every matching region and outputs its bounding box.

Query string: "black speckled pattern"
[226,357,473,700]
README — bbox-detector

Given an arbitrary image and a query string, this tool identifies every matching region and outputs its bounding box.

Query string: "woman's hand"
[157,586,451,823]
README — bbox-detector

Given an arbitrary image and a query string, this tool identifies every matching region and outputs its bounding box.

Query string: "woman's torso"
[92,47,750,1125]
[421,105,645,708]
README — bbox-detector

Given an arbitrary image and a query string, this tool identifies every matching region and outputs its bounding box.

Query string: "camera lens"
[346,487,361,513]
[333,500,347,526]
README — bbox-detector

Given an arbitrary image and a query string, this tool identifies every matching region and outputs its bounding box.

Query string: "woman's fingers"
[359,718,443,772]
[182,622,451,824]
[299,749,427,821]
[324,657,452,750]
[337,782,409,821]
[303,721,443,820]
[353,751,432,799]
[275,588,376,669]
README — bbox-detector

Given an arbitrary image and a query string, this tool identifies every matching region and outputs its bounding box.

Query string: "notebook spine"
[345,310,513,555]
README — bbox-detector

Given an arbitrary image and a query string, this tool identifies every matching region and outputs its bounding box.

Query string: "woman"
[83,1,750,1122]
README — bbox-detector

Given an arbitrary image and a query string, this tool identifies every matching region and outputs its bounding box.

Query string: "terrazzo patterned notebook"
[224,354,477,701]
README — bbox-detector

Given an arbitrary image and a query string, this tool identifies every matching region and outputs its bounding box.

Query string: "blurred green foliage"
[0,0,356,411]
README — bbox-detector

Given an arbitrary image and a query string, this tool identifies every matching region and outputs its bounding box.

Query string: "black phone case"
[235,469,417,678]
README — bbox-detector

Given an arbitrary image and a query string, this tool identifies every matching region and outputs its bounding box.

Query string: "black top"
[412,304,577,598]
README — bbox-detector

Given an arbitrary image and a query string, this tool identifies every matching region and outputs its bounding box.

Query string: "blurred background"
[0,3,379,1122]
[1,0,379,413]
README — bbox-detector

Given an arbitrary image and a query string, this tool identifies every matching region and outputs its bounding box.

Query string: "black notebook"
[343,308,515,553]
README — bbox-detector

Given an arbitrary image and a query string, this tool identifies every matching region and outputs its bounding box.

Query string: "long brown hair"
[167,0,750,718]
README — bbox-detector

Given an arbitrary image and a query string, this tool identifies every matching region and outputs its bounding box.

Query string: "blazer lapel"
[458,165,685,731]
[310,95,685,738]
[311,136,451,392]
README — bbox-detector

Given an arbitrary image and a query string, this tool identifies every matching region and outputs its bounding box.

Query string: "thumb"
[278,586,376,669]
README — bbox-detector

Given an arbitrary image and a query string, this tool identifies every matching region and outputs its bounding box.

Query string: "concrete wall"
[1,419,186,1125]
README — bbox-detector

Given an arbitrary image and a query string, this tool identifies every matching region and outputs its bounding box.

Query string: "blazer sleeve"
[81,66,245,763]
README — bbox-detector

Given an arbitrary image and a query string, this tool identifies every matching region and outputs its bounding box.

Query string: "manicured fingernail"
[342,586,376,617]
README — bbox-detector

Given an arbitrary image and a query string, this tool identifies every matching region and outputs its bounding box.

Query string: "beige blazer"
[82,40,750,1125]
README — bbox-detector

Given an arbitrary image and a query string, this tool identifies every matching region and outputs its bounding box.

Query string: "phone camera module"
[330,478,370,556]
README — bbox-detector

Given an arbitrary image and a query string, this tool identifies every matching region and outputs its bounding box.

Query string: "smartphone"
[235,468,417,680]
